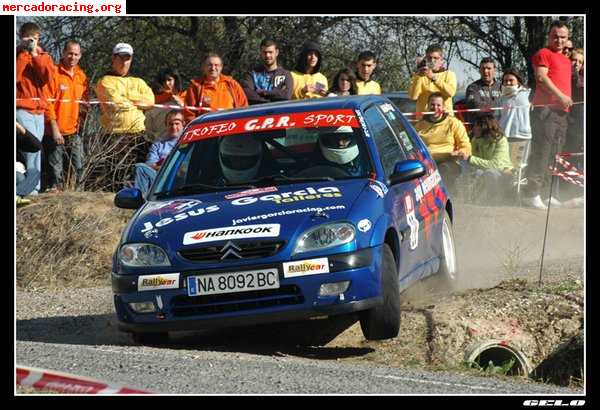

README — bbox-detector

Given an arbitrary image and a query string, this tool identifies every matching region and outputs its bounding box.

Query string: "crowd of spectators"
[15,20,584,210]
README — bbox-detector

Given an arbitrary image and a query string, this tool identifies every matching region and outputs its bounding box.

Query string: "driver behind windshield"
[219,135,264,184]
[315,126,364,177]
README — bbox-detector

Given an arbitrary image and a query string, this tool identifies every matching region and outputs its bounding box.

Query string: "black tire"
[131,331,169,346]
[436,210,459,288]
[360,244,401,341]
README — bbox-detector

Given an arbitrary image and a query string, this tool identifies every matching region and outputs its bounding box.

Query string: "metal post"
[538,141,561,287]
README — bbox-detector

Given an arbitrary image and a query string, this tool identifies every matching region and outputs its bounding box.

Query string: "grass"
[16,192,134,290]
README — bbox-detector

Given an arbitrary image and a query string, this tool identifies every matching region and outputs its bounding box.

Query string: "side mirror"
[114,188,145,209]
[389,159,426,185]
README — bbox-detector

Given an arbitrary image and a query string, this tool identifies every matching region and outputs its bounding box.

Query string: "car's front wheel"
[360,244,401,341]
[437,210,458,287]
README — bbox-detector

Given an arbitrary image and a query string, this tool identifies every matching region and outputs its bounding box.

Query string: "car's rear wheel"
[131,331,169,346]
[437,210,458,286]
[360,244,401,341]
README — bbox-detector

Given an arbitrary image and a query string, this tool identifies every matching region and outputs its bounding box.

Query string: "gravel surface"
[16,287,583,395]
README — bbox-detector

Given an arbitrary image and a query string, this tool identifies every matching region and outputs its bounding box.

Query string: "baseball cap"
[113,43,133,56]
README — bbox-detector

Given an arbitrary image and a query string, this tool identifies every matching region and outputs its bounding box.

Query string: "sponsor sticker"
[283,258,330,278]
[404,195,419,250]
[398,131,414,151]
[224,186,278,200]
[144,199,203,216]
[140,205,220,234]
[231,186,342,206]
[357,219,372,233]
[369,180,388,198]
[414,169,441,202]
[138,273,180,291]
[231,205,346,226]
[183,224,280,245]
[380,103,395,113]
[181,110,359,143]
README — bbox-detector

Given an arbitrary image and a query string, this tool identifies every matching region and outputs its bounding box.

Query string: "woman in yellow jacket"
[414,92,471,195]
[291,41,328,99]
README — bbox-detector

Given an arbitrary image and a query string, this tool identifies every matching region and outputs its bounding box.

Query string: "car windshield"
[151,120,373,199]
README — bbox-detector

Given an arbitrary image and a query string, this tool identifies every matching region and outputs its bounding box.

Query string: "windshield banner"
[181,109,360,144]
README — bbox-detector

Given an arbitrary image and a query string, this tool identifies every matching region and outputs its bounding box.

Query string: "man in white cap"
[95,42,155,191]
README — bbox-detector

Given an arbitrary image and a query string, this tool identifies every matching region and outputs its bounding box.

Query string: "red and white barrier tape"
[550,154,584,187]
[16,97,216,113]
[16,365,151,394]
[17,97,583,117]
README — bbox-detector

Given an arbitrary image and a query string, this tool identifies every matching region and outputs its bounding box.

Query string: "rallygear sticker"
[181,110,359,143]
[138,273,180,291]
[224,186,278,200]
[183,224,281,245]
[404,194,419,250]
[283,258,330,278]
[231,186,342,206]
[357,219,372,233]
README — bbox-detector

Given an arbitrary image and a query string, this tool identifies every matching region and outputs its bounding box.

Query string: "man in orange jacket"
[44,39,89,192]
[184,52,248,122]
[16,22,55,195]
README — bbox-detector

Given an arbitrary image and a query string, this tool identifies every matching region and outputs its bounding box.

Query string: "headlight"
[118,243,171,267]
[293,223,356,255]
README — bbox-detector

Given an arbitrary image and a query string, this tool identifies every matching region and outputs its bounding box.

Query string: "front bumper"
[112,246,384,333]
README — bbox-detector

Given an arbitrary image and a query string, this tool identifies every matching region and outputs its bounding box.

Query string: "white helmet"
[219,136,262,183]
[319,126,359,165]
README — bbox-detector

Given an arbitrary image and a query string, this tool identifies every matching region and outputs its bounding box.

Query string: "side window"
[363,105,408,176]
[379,102,421,159]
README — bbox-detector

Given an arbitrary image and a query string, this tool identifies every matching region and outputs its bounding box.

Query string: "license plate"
[186,268,279,296]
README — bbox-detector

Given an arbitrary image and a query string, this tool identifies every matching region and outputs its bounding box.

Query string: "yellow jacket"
[414,114,471,162]
[291,71,328,99]
[408,70,457,117]
[356,80,381,95]
[95,74,155,134]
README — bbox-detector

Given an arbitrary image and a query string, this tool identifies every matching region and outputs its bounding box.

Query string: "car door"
[378,101,447,275]
[361,103,427,282]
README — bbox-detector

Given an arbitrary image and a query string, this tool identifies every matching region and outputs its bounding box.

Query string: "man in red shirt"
[522,20,573,209]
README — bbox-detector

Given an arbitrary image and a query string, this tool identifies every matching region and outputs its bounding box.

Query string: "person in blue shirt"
[241,38,293,105]
[134,110,184,195]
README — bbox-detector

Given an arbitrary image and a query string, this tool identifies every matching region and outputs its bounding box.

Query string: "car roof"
[188,95,388,126]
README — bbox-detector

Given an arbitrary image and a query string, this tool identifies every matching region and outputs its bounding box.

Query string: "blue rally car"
[112,95,458,344]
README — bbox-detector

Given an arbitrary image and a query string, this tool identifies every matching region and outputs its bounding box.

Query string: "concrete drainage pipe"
[465,339,533,377]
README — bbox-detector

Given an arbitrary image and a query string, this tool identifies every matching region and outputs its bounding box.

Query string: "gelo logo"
[523,400,586,407]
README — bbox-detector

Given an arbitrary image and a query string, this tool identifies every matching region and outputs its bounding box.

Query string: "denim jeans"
[16,169,40,197]
[134,163,157,195]
[46,133,85,188]
[16,110,44,194]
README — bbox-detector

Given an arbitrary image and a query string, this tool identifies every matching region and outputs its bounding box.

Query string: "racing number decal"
[404,194,419,250]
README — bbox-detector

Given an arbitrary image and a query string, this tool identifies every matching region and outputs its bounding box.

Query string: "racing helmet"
[319,126,359,165]
[219,136,262,183]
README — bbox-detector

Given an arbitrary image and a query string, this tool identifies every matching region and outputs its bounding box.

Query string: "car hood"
[127,180,369,247]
